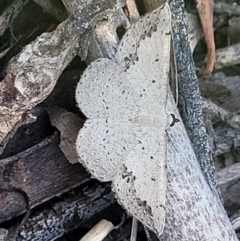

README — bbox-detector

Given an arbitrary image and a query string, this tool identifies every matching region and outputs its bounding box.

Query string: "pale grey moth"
[75,3,171,236]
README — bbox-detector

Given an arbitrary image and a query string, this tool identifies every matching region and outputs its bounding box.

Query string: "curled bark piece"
[196,0,215,76]
[45,106,84,164]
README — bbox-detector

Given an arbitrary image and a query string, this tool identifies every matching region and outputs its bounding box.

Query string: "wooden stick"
[80,219,114,241]
[130,217,138,241]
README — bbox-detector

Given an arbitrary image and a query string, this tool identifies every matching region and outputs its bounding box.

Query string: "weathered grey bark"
[202,98,240,131]
[139,0,237,240]
[169,0,217,194]
[141,0,216,192]
[212,124,240,156]
[209,72,240,112]
[0,0,126,154]
[0,1,128,240]
[166,0,238,240]
[201,97,240,161]
[62,0,130,62]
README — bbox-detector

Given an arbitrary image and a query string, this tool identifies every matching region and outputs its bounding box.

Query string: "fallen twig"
[214,43,240,70]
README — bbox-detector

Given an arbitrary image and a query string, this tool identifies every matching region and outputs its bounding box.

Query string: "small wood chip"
[80,219,114,241]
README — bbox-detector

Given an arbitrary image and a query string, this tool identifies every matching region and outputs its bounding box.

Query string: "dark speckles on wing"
[152,24,157,32]
[136,198,153,217]
[124,56,130,63]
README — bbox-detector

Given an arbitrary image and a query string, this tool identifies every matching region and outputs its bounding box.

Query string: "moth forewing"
[114,4,172,109]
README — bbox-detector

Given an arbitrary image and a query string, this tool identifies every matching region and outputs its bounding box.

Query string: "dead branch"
[216,162,240,187]
[202,98,240,131]
[214,43,240,70]
[230,209,240,231]
[0,0,125,155]
[213,124,240,156]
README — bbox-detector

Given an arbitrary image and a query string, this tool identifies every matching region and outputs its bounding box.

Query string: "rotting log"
[12,183,116,241]
[0,131,90,224]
